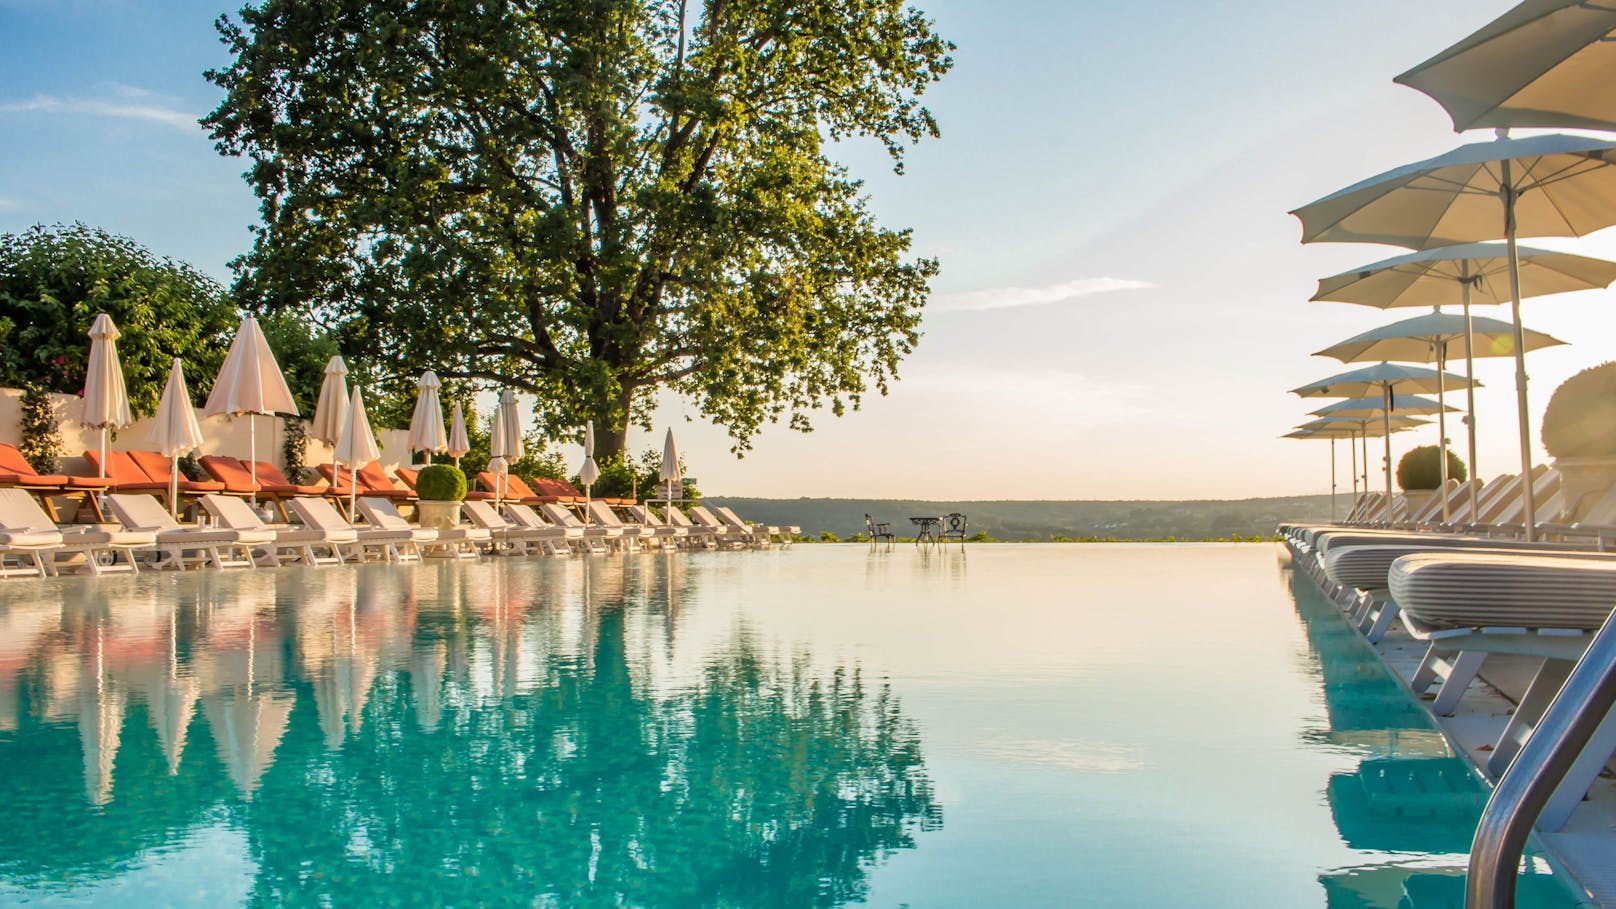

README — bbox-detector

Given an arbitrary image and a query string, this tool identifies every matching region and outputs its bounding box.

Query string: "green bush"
[1541,361,1616,458]
[17,384,60,474]
[415,464,467,501]
[1396,445,1466,491]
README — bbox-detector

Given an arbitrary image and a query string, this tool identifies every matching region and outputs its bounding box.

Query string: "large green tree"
[0,224,238,414]
[204,0,952,456]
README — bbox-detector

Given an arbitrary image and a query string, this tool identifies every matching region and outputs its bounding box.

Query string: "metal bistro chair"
[939,512,968,544]
[865,514,895,544]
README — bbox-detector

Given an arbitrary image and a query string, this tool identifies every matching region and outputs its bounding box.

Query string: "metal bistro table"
[910,516,941,546]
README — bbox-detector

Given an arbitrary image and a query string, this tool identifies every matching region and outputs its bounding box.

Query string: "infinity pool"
[0,544,1582,907]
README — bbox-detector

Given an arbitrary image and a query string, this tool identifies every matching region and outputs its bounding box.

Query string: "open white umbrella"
[1292,363,1476,522]
[408,371,448,463]
[1314,311,1565,520]
[311,356,349,488]
[659,428,681,502]
[149,359,205,517]
[334,387,381,518]
[1395,0,1616,133]
[1311,242,1616,496]
[447,401,470,468]
[1291,132,1616,536]
[578,423,600,526]
[1291,416,1429,515]
[204,316,301,504]
[81,313,133,479]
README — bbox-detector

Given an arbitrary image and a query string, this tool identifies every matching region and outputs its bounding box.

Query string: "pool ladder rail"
[1467,606,1616,909]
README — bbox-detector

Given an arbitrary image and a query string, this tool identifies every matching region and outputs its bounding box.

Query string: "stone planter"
[415,500,464,530]
[1400,489,1435,519]
[1551,456,1616,521]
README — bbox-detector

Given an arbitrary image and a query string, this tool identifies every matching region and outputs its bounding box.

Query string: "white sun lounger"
[286,497,422,564]
[0,488,152,576]
[584,501,675,550]
[500,503,585,555]
[357,497,484,559]
[621,504,694,549]
[685,505,760,548]
[462,500,566,555]
[1389,549,1616,831]
[200,493,356,567]
[106,493,272,570]
[713,505,798,547]
[0,488,65,578]
[537,502,622,554]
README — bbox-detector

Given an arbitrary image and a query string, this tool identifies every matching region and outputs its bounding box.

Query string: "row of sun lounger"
[0,486,796,578]
[1281,467,1616,833]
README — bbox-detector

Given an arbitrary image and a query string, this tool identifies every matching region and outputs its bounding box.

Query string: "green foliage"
[966,531,993,542]
[205,0,953,456]
[819,531,841,542]
[847,532,869,543]
[581,454,637,500]
[1396,445,1467,491]
[17,384,60,474]
[0,224,237,414]
[257,311,341,415]
[631,447,700,502]
[281,415,307,477]
[415,464,467,501]
[1541,361,1616,458]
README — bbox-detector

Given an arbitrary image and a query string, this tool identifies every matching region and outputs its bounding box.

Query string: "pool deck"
[1283,542,1616,909]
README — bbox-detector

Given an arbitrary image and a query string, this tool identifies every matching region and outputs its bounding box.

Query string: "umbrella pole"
[1501,165,1537,541]
[1330,437,1338,522]
[1460,273,1481,520]
[1350,429,1359,502]
[170,454,180,519]
[1435,339,1451,523]
[249,415,258,508]
[98,428,107,478]
[1383,387,1394,524]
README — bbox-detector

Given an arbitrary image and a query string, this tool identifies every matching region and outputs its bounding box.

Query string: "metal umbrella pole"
[1459,267,1482,518]
[1382,386,1395,523]
[1330,437,1338,522]
[1433,336,1451,522]
[1501,164,1537,540]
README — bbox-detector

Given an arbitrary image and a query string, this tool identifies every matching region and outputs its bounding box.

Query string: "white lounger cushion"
[1323,538,1582,592]
[1389,551,1616,630]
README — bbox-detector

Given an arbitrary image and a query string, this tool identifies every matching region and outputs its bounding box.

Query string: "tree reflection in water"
[0,557,941,908]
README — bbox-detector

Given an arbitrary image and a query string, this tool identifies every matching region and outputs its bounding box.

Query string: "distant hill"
[704,495,1336,541]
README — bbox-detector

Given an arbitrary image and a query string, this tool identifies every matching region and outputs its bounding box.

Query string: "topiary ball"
[1541,361,1616,459]
[415,464,467,501]
[1396,445,1467,491]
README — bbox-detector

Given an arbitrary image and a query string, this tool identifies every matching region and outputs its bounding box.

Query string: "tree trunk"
[595,385,635,459]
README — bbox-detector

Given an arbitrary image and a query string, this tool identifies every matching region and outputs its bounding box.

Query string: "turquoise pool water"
[0,544,1583,907]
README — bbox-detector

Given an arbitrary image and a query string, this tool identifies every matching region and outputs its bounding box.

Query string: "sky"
[4,0,1616,501]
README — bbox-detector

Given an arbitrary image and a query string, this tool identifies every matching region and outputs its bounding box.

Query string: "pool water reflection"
[0,545,1587,907]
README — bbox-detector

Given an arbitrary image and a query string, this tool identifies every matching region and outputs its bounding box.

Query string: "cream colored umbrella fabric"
[334,387,381,517]
[578,423,599,525]
[1395,0,1616,132]
[659,428,681,501]
[447,401,470,467]
[1292,132,1616,537]
[149,359,206,517]
[488,407,509,507]
[408,371,448,461]
[205,316,301,502]
[82,313,133,478]
[497,390,523,463]
[311,356,349,483]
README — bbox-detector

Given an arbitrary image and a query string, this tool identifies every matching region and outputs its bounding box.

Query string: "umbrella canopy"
[488,404,509,505]
[205,316,300,504]
[335,388,381,517]
[1290,133,1616,249]
[1312,242,1616,309]
[1310,394,1454,418]
[447,401,470,464]
[659,428,681,500]
[81,313,132,430]
[1290,363,1476,399]
[1394,0,1616,133]
[149,359,207,517]
[495,390,523,462]
[1313,311,1565,363]
[311,356,349,446]
[81,313,133,480]
[1298,416,1430,435]
[579,422,600,488]
[408,371,448,459]
[204,316,300,418]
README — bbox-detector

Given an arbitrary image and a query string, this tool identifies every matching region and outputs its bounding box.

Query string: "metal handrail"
[1467,608,1616,908]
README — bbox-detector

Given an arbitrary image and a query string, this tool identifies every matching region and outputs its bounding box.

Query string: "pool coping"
[1284,542,1614,909]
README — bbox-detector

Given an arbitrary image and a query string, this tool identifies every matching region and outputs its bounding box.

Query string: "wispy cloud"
[0,197,19,211]
[0,92,199,132]
[902,367,1159,431]
[930,276,1153,313]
